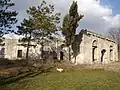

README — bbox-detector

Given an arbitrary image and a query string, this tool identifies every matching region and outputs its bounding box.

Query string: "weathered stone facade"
[0,39,41,60]
[0,39,61,60]
[71,30,118,64]
[0,30,118,65]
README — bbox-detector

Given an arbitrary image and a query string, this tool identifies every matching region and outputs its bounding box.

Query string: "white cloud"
[75,0,120,34]
[103,14,120,29]
[11,0,120,38]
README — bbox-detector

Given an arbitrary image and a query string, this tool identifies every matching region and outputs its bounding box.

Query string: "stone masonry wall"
[72,30,118,65]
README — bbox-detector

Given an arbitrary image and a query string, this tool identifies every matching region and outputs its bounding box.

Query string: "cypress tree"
[62,1,84,61]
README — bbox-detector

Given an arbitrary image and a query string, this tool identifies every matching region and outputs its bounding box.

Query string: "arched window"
[92,40,97,47]
[110,45,113,61]
[101,49,106,62]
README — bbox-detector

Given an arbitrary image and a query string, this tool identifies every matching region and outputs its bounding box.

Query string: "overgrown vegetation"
[72,30,84,63]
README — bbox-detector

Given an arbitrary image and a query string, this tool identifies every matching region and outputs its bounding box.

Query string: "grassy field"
[1,69,120,90]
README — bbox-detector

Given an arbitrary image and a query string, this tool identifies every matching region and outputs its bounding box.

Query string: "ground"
[1,62,120,90]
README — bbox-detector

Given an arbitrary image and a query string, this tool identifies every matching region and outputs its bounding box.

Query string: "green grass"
[1,69,120,90]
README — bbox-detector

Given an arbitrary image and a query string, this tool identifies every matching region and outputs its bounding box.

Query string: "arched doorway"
[92,40,97,62]
[101,49,106,62]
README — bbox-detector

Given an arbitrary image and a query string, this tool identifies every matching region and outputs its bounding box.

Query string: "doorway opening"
[101,49,106,62]
[17,50,22,58]
[92,40,97,62]
[60,51,64,60]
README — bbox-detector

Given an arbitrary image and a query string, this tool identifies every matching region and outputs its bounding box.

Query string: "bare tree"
[108,27,120,60]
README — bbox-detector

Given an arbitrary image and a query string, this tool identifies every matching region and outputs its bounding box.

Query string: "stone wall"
[3,39,42,60]
[0,39,60,60]
[0,30,118,65]
[72,30,118,65]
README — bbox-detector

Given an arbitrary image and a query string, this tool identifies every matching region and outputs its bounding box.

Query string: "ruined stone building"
[0,39,61,60]
[0,30,118,65]
[71,30,118,64]
[0,39,41,60]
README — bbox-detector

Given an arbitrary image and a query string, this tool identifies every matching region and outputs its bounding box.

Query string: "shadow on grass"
[0,66,55,87]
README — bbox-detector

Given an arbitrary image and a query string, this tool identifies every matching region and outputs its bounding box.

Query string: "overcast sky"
[6,0,120,38]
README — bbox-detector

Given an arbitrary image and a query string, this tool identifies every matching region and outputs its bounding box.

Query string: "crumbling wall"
[74,30,118,65]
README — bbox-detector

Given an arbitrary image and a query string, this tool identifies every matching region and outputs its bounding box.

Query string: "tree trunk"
[41,37,44,62]
[26,33,31,62]
[26,41,30,60]
[74,56,76,64]
[41,43,44,60]
[68,46,71,62]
